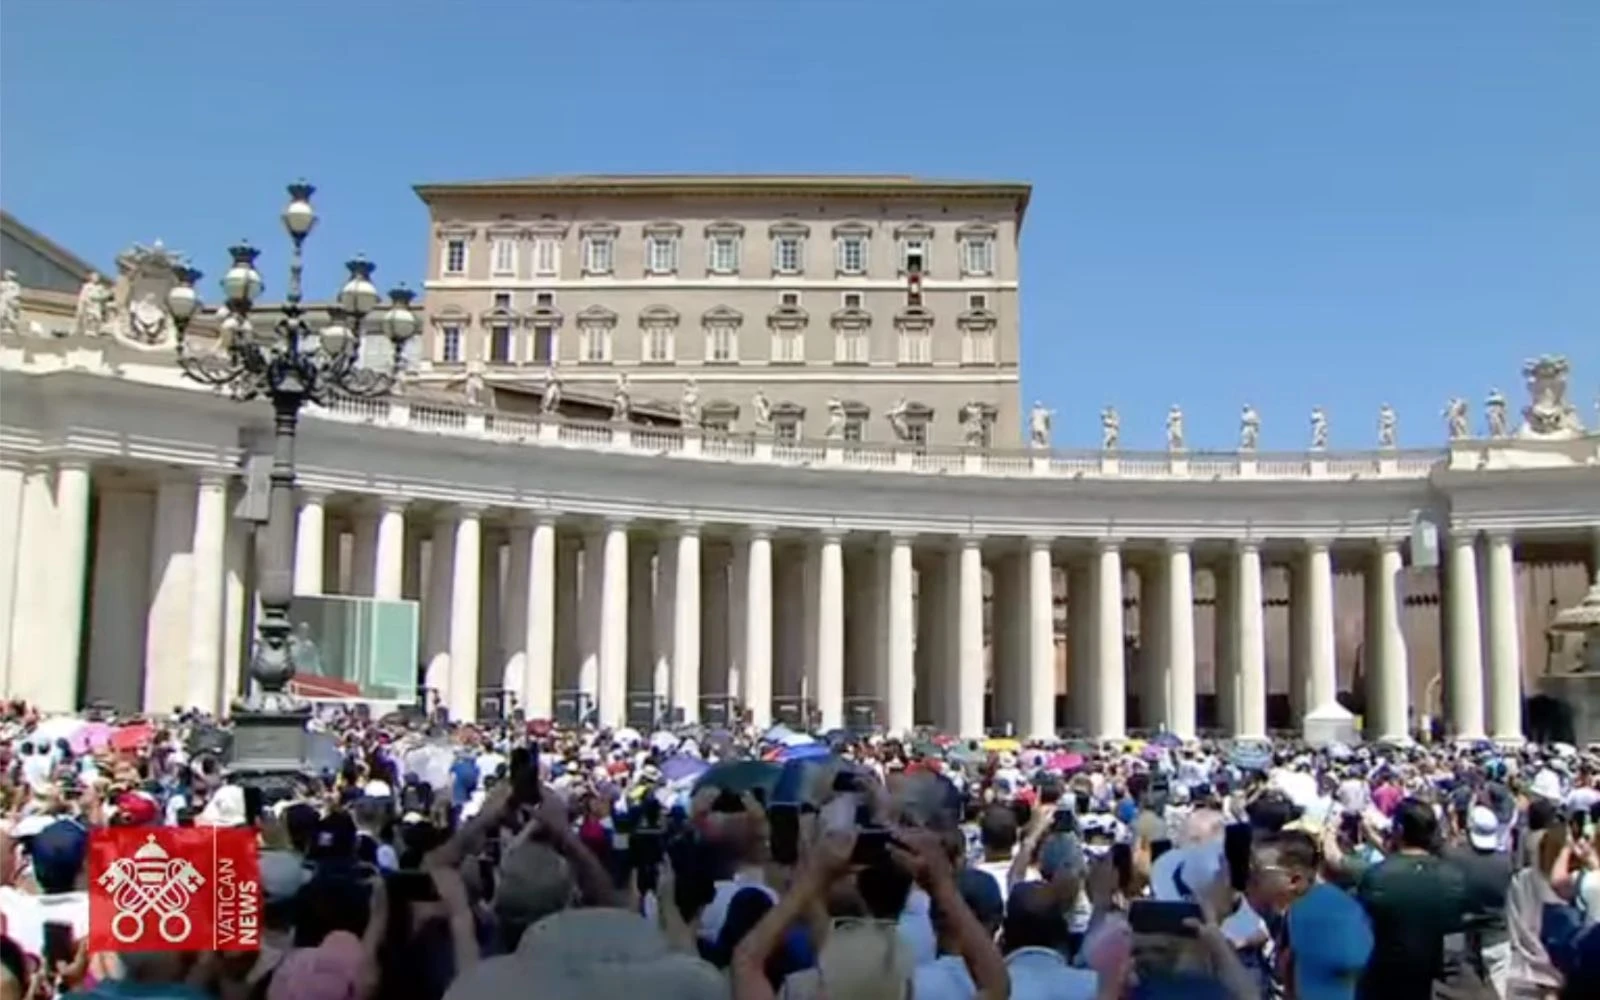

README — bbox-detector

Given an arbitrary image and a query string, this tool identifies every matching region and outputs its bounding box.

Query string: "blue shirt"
[450,758,479,805]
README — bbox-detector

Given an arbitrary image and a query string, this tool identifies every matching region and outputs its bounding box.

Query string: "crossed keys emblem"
[96,835,207,944]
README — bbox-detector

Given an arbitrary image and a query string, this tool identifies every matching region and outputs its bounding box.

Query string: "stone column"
[1483,531,1524,742]
[1234,541,1267,739]
[373,498,408,601]
[1165,540,1198,739]
[351,507,378,597]
[627,539,656,703]
[402,525,424,601]
[1067,561,1095,732]
[478,532,503,703]
[956,535,986,737]
[802,541,821,710]
[221,515,249,708]
[322,515,344,595]
[85,488,154,710]
[1304,539,1339,713]
[0,459,25,699]
[654,537,677,706]
[579,529,604,709]
[7,463,56,705]
[598,519,631,728]
[1213,560,1237,733]
[914,550,950,727]
[523,515,557,720]
[743,528,774,729]
[816,530,846,730]
[1094,540,1127,740]
[447,506,482,722]
[1444,530,1487,739]
[1025,537,1056,740]
[423,515,455,703]
[36,460,90,712]
[1287,555,1309,720]
[503,519,533,710]
[1141,560,1170,730]
[293,489,328,596]
[186,470,229,715]
[701,545,730,704]
[553,535,580,698]
[671,524,701,723]
[144,473,195,713]
[1365,539,1410,741]
[988,551,1018,732]
[884,533,916,735]
[729,539,749,705]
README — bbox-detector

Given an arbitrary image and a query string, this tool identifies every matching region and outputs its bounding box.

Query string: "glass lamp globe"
[282,180,317,239]
[382,286,419,343]
[337,255,380,316]
[221,242,264,304]
[320,318,352,356]
[165,268,202,322]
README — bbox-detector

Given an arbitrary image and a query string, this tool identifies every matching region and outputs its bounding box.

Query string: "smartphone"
[42,921,74,970]
[1149,838,1174,862]
[386,870,440,903]
[1110,842,1133,890]
[1223,822,1253,892]
[1128,899,1203,937]
[243,786,264,827]
[768,804,800,865]
[510,746,542,807]
[852,827,892,867]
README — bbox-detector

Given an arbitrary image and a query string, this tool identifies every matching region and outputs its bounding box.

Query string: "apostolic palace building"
[1,176,1597,744]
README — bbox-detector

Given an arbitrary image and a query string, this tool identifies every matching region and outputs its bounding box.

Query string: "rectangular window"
[580,327,611,363]
[646,235,679,274]
[905,421,928,446]
[834,332,868,364]
[842,292,863,310]
[962,330,996,365]
[584,235,614,275]
[707,236,740,274]
[775,419,800,444]
[493,292,512,309]
[443,240,466,276]
[704,417,732,435]
[706,326,737,363]
[773,236,803,274]
[490,325,513,363]
[968,293,988,310]
[535,291,554,308]
[961,237,994,276]
[779,291,801,308]
[491,238,517,277]
[441,325,462,363]
[844,417,865,443]
[531,325,556,364]
[902,238,927,275]
[898,331,931,365]
[836,235,867,275]
[533,237,560,277]
[771,331,803,363]
[644,327,674,363]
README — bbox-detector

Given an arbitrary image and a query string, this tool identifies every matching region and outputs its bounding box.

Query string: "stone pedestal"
[227,706,315,800]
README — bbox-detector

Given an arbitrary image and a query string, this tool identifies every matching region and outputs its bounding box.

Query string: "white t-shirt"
[973,859,1014,903]
[913,954,977,1000]
[0,887,90,959]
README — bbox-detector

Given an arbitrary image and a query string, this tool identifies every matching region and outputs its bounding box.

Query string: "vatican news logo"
[88,828,261,952]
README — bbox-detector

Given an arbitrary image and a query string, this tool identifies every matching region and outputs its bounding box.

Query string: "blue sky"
[2,1,1594,450]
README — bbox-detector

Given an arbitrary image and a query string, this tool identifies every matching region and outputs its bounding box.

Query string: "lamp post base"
[227,704,316,800]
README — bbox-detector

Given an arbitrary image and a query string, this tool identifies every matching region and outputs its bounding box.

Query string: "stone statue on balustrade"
[74,272,112,338]
[0,270,21,337]
[1443,397,1469,440]
[886,397,912,442]
[1239,404,1261,452]
[1165,405,1185,452]
[539,367,563,415]
[1028,402,1052,449]
[960,401,989,447]
[463,366,490,409]
[1309,407,1329,450]
[1519,355,1585,438]
[824,396,847,439]
[1100,406,1120,451]
[1484,388,1509,438]
[1377,404,1397,449]
[679,377,702,427]
[611,372,632,422]
[109,241,185,348]
[751,388,773,434]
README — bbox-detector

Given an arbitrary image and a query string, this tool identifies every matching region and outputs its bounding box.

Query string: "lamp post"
[165,180,419,791]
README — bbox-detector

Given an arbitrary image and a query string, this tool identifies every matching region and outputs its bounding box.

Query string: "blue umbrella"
[778,742,831,763]
[660,755,710,783]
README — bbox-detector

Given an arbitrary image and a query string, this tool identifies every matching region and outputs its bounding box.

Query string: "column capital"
[1302,537,1332,554]
[195,467,232,489]
[1482,527,1516,544]
[509,508,561,529]
[375,495,411,515]
[1092,537,1122,554]
[957,533,984,550]
[451,501,489,519]
[741,523,777,543]
[1234,538,1261,554]
[1374,536,1404,554]
[1024,534,1054,551]
[53,453,95,474]
[603,515,633,532]
[1161,537,1194,554]
[668,519,701,539]
[1447,525,1481,547]
[298,486,333,504]
[816,526,847,545]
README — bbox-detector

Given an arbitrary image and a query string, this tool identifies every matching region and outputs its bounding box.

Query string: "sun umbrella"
[1047,752,1085,772]
[693,759,783,798]
[1150,732,1183,749]
[660,755,711,783]
[778,742,831,763]
[981,737,1022,753]
[109,723,154,753]
[69,722,113,754]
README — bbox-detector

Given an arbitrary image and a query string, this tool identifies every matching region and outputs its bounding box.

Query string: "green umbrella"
[693,759,783,797]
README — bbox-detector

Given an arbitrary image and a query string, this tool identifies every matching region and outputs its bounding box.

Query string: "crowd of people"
[2,698,1600,1000]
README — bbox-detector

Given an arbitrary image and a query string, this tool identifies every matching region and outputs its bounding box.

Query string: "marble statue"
[1028,402,1052,449]
[1165,405,1185,452]
[1485,388,1508,438]
[1309,407,1328,450]
[961,401,988,447]
[74,272,111,337]
[751,388,773,433]
[1377,404,1397,448]
[679,377,702,426]
[1520,355,1584,437]
[539,367,562,415]
[0,270,21,336]
[611,373,632,422]
[886,397,912,441]
[1239,405,1261,452]
[463,368,488,408]
[1443,397,1469,440]
[1100,406,1120,451]
[824,396,846,439]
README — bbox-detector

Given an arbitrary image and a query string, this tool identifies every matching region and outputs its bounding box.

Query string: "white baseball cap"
[1467,805,1500,851]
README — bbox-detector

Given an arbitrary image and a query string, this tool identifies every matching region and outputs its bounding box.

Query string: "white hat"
[1531,768,1563,802]
[1467,805,1500,851]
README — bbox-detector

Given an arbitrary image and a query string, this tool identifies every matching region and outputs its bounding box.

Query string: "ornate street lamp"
[165,180,419,791]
